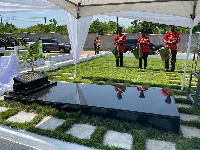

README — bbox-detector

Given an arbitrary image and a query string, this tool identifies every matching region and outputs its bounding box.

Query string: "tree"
[19,42,45,72]
[89,19,120,35]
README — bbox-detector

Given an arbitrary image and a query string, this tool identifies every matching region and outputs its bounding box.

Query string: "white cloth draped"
[65,11,92,78]
[0,53,20,96]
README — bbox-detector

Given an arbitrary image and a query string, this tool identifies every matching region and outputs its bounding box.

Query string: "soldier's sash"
[132,46,143,59]
[160,46,171,61]
[112,45,119,59]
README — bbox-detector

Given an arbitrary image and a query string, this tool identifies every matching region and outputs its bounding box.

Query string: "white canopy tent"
[47,0,200,90]
[1,0,200,90]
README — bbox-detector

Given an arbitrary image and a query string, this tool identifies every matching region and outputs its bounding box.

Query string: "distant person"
[94,37,101,55]
[163,25,180,72]
[161,89,172,104]
[114,86,126,100]
[114,27,127,67]
[137,87,148,98]
[137,29,151,69]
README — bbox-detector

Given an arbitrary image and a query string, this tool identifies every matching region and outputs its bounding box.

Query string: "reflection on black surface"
[75,83,88,105]
[161,89,172,104]
[114,86,126,100]
[23,82,179,116]
[137,87,148,98]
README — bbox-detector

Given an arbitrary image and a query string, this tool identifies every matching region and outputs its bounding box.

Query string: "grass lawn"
[45,56,195,90]
[1,56,200,150]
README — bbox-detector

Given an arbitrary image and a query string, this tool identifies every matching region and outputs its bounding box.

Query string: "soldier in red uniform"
[137,29,151,69]
[163,25,180,72]
[114,86,126,100]
[137,87,148,98]
[114,27,127,67]
[161,89,172,104]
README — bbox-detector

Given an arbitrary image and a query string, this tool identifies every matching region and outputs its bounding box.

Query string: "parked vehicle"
[123,39,138,53]
[0,38,6,47]
[37,38,71,53]
[18,37,35,45]
[123,38,164,55]
[149,43,165,55]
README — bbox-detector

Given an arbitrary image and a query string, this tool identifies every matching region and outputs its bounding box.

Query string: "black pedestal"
[11,72,56,96]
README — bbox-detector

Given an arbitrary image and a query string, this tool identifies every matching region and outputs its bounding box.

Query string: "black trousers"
[165,50,177,70]
[139,52,148,68]
[116,51,123,67]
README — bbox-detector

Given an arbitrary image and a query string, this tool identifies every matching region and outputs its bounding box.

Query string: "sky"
[1,9,134,29]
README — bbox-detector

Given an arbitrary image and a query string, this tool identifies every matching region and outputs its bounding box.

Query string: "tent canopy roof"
[1,0,200,28]
[48,0,200,27]
[49,0,198,18]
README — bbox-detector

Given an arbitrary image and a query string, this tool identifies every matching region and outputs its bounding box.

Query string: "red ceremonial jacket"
[137,36,151,52]
[115,86,126,93]
[163,31,180,50]
[137,87,148,92]
[114,34,127,51]
[161,89,172,96]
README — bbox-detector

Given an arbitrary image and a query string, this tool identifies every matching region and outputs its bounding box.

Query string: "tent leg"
[74,18,78,79]
[181,24,193,90]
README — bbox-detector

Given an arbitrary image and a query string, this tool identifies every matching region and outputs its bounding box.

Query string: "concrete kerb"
[0,125,98,150]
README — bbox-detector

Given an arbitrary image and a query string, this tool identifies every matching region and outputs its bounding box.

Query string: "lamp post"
[116,17,118,34]
[44,17,46,25]
[0,15,2,24]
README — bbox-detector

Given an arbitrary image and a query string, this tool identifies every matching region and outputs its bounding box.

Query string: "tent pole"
[181,0,197,90]
[74,18,78,78]
[74,3,81,78]
[181,22,193,90]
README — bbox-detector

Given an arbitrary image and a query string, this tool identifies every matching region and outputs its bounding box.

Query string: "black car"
[123,38,164,55]
[149,43,165,55]
[37,38,71,53]
[0,38,6,47]
[123,39,138,53]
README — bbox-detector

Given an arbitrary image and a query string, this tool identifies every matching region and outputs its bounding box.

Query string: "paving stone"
[180,113,200,121]
[59,81,69,83]
[98,81,105,83]
[174,95,187,99]
[169,79,180,82]
[181,125,200,138]
[62,72,71,75]
[66,124,96,139]
[176,103,192,108]
[103,130,132,150]
[53,76,61,78]
[68,77,74,79]
[146,139,176,150]
[113,83,125,85]
[6,111,37,123]
[83,79,91,81]
[150,87,162,89]
[35,116,65,131]
[169,84,179,86]
[0,107,9,113]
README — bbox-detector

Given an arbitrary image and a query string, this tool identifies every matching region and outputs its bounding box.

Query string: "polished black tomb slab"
[6,82,180,134]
